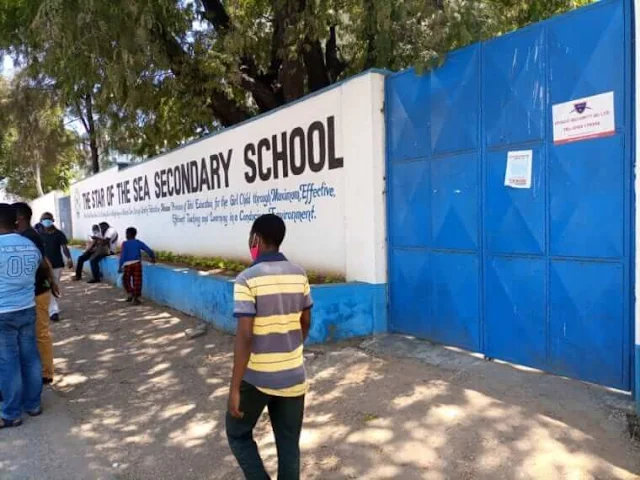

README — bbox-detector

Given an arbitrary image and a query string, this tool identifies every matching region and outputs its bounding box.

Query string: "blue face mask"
[41,219,54,228]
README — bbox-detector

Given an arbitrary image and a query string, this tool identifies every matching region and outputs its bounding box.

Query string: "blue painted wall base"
[636,345,640,415]
[70,248,387,344]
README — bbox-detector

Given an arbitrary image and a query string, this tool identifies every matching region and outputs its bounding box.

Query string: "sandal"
[0,417,22,429]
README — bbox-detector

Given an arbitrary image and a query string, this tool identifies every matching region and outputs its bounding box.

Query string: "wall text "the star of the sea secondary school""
[81,116,343,210]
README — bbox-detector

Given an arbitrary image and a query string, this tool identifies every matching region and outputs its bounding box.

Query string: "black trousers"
[226,381,305,480]
[75,249,109,281]
[75,251,92,279]
[89,252,109,281]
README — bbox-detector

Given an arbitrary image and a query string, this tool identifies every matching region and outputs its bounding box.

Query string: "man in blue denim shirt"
[0,203,43,428]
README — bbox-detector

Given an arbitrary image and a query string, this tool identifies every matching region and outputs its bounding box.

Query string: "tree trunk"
[85,94,100,174]
[75,93,100,174]
[34,162,44,197]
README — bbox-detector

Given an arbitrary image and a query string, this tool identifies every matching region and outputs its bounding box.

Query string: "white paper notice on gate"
[504,150,533,189]
[552,92,615,145]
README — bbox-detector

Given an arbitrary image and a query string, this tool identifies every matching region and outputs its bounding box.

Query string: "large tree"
[0,0,593,162]
[0,75,82,199]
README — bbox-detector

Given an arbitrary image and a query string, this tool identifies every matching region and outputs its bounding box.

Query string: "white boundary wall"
[70,72,387,283]
[30,190,62,224]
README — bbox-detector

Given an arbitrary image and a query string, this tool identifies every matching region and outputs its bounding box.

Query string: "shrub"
[70,239,345,284]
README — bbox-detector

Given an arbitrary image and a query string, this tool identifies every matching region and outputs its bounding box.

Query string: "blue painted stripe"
[70,248,387,344]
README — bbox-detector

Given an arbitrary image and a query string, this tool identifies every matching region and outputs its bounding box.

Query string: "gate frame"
[633,0,639,414]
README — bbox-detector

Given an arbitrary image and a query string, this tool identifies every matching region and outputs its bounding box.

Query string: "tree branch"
[326,25,346,82]
[154,23,252,126]
[303,38,329,92]
[363,0,377,69]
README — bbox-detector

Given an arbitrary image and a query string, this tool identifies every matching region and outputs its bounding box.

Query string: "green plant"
[69,243,346,283]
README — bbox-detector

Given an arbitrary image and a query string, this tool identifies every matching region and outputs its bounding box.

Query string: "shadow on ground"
[23,273,640,479]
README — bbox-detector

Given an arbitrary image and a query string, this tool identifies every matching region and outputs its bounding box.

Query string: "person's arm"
[139,241,156,263]
[228,275,256,418]
[301,309,311,341]
[229,316,254,418]
[118,242,126,272]
[61,233,73,268]
[301,277,313,341]
[42,258,60,298]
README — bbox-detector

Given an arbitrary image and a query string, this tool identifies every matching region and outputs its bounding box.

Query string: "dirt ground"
[2,272,640,479]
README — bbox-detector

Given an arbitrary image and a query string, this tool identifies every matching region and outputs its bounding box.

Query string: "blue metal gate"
[386,0,633,390]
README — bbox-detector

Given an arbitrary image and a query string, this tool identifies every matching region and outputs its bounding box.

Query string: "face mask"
[41,219,54,228]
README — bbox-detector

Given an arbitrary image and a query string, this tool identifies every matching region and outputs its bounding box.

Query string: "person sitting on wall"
[87,222,118,284]
[86,224,101,251]
[73,224,102,281]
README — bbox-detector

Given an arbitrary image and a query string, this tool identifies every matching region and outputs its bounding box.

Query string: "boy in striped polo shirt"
[226,214,312,480]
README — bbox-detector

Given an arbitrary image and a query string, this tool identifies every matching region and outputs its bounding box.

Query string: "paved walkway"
[1,273,639,479]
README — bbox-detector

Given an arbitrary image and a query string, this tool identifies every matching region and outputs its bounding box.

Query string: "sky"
[1,56,15,79]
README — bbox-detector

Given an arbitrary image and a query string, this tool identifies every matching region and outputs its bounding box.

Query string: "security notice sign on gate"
[552,92,615,145]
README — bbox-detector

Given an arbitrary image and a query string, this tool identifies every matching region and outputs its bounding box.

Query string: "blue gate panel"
[387,72,431,162]
[483,28,546,148]
[431,46,480,155]
[550,136,624,258]
[486,148,545,255]
[430,252,480,350]
[431,152,479,250]
[548,0,625,121]
[549,260,625,388]
[389,250,431,337]
[485,256,546,367]
[386,0,632,391]
[389,160,430,247]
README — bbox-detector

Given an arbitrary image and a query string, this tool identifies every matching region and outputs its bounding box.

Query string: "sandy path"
[2,272,638,479]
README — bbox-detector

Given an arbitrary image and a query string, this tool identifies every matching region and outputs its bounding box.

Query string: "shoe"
[87,279,100,284]
[133,297,142,305]
[26,407,43,417]
[50,313,60,322]
[42,377,53,385]
[72,277,81,282]
[126,296,133,303]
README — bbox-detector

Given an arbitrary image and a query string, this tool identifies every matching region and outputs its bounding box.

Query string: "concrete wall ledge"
[71,248,387,344]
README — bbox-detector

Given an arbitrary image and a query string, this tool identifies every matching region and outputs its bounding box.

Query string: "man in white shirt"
[101,223,119,254]
[87,222,118,284]
[74,224,102,281]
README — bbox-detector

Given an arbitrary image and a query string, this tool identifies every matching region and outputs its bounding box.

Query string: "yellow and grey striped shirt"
[233,252,312,397]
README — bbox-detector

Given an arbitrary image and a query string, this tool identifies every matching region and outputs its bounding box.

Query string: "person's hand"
[227,388,243,419]
[67,259,74,269]
[51,282,60,298]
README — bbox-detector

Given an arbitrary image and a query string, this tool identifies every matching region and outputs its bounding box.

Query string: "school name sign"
[81,116,341,222]
[71,72,387,281]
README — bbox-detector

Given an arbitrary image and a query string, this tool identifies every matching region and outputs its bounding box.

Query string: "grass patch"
[69,239,345,284]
